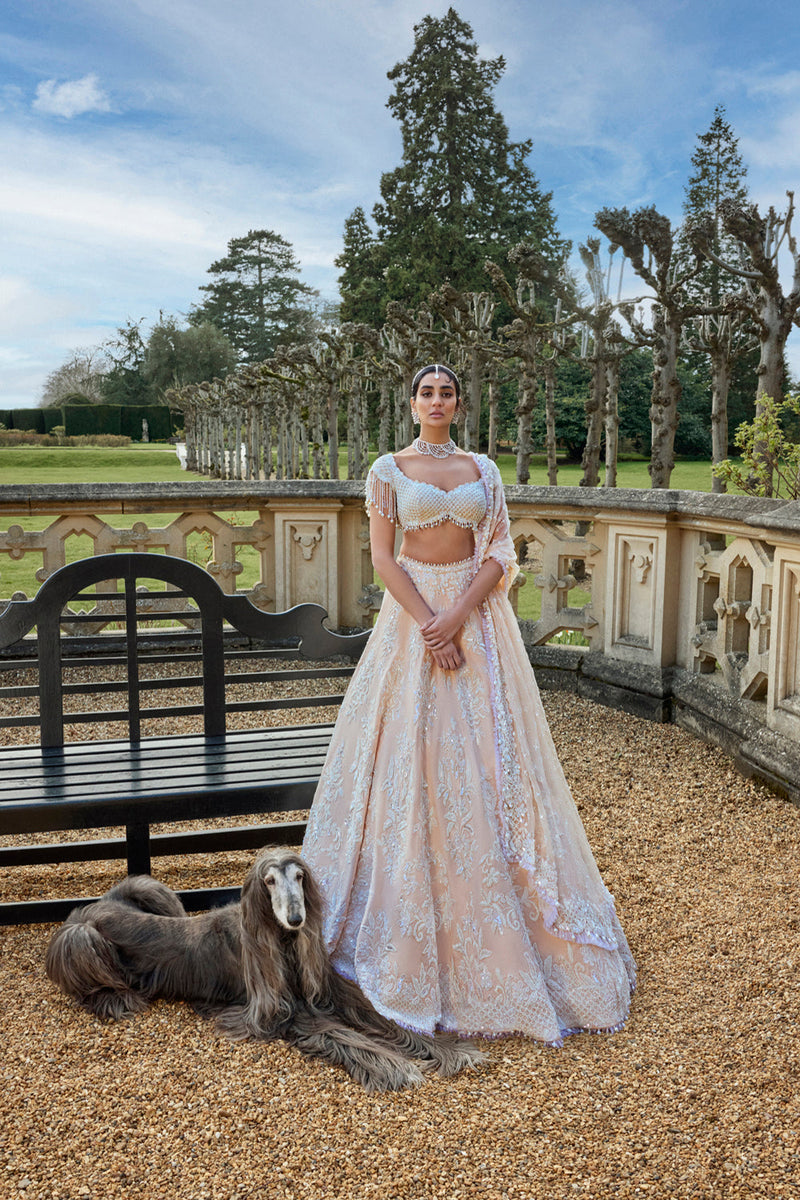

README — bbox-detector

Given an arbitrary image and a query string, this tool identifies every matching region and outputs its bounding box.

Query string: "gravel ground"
[1,675,799,1200]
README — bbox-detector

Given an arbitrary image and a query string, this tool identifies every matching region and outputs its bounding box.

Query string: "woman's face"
[412,372,459,430]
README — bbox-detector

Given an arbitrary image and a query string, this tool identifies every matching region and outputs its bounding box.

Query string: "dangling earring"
[411,406,420,426]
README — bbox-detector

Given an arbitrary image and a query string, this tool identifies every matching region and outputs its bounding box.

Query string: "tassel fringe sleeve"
[365,457,398,525]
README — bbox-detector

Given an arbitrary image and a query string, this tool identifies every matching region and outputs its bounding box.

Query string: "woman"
[302,364,635,1043]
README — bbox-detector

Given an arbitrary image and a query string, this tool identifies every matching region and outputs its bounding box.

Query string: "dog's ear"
[240,857,276,935]
[289,858,332,1008]
[237,855,292,1032]
[296,858,325,931]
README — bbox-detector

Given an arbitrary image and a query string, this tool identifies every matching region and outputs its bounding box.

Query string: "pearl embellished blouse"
[365,454,488,532]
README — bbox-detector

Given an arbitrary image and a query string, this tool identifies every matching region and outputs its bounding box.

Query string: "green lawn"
[0,444,725,615]
[492,453,719,492]
[0,443,198,485]
[0,443,721,492]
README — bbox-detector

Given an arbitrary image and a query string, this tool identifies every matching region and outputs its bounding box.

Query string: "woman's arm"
[369,510,464,670]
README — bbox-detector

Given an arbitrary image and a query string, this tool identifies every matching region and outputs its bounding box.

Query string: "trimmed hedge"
[1,404,174,438]
[41,408,64,434]
[63,404,121,436]
[120,405,174,441]
[62,404,173,439]
[10,408,45,433]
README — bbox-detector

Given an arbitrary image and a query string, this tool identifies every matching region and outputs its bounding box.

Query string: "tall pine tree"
[677,106,755,484]
[339,8,565,321]
[679,104,749,304]
[335,207,384,326]
[191,229,318,363]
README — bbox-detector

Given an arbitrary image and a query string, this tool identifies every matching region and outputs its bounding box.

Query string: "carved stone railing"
[0,481,375,631]
[2,481,800,801]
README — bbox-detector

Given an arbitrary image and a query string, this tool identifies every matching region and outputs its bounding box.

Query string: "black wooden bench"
[0,552,369,924]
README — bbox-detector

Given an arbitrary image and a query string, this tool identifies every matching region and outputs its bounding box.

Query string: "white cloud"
[33,73,111,119]
[741,110,800,175]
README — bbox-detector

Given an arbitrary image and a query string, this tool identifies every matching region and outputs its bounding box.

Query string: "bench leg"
[126,822,152,876]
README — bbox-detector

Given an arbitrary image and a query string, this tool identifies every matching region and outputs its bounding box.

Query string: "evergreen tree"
[101,319,156,406]
[335,207,383,326]
[143,317,237,396]
[678,104,749,303]
[191,229,318,363]
[340,8,566,320]
[677,106,753,484]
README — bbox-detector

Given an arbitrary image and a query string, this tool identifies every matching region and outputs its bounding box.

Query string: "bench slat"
[0,779,322,837]
[0,820,308,867]
[0,726,334,771]
[0,885,250,925]
[0,756,330,800]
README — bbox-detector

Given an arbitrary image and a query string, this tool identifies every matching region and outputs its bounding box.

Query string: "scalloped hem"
[330,961,634,1047]
[431,1012,634,1048]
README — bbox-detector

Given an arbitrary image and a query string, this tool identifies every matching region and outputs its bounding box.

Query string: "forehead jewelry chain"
[412,436,458,458]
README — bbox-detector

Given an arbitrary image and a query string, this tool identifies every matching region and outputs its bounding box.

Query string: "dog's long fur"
[45,848,481,1092]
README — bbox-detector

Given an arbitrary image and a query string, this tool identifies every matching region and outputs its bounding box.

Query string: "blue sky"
[2,0,800,403]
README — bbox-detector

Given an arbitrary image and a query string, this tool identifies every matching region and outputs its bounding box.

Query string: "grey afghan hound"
[45,847,482,1092]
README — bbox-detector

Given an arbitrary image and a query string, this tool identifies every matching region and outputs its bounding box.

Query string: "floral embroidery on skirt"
[301,556,636,1042]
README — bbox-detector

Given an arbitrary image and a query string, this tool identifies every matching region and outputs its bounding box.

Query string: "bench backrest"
[0,553,369,747]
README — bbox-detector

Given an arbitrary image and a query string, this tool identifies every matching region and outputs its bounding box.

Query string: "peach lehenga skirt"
[301,556,636,1042]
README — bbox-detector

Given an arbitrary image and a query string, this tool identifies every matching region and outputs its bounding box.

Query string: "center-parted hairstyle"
[410,364,461,399]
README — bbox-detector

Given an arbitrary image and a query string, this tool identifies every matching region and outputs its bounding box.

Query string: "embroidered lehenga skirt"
[301,556,636,1042]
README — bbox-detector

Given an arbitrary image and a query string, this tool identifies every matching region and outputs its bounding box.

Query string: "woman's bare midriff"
[399,523,475,564]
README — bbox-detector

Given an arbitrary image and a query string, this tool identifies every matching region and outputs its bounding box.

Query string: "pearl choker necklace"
[413,436,457,458]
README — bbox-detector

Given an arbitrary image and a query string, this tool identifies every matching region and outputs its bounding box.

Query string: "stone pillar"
[272,501,343,627]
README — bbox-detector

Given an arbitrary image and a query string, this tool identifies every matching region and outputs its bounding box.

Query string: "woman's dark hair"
[410,364,461,399]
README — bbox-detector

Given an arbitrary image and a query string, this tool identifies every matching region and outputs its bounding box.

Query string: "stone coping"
[0,479,795,527]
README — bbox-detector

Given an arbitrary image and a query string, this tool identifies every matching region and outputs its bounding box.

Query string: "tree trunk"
[232,409,243,480]
[752,297,789,495]
[311,390,325,479]
[581,351,606,488]
[359,376,369,477]
[401,369,413,447]
[514,338,537,484]
[291,409,301,478]
[327,390,339,479]
[393,384,404,449]
[378,378,392,457]
[710,344,731,494]
[210,409,222,479]
[756,292,786,410]
[261,404,272,480]
[275,410,285,479]
[487,376,498,462]
[184,406,198,472]
[347,381,358,479]
[196,409,206,475]
[464,354,482,452]
[543,357,558,486]
[245,405,257,481]
[648,305,683,488]
[604,358,620,488]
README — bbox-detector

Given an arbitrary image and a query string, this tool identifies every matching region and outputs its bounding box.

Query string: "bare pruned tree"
[688,193,800,492]
[594,206,714,488]
[40,348,108,406]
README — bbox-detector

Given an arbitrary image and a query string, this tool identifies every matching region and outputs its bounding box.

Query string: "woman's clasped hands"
[420,604,467,671]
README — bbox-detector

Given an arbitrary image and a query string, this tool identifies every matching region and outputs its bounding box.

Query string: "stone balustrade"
[2,480,800,801]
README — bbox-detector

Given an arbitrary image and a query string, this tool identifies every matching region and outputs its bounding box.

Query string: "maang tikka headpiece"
[410,363,461,397]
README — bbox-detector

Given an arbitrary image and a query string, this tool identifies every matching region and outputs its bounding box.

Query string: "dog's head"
[248,849,310,932]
